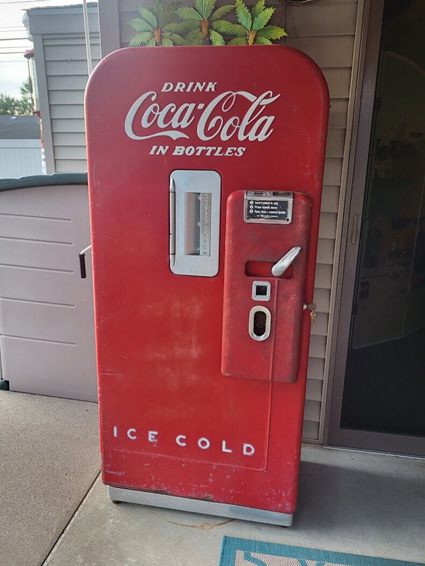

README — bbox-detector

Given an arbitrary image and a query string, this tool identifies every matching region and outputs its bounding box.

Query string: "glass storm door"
[329,0,425,455]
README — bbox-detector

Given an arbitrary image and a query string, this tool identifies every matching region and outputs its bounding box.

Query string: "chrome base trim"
[107,486,293,526]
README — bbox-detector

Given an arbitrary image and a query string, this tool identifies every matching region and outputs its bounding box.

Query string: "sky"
[0,0,85,97]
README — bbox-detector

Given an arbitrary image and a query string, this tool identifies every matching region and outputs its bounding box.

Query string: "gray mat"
[0,391,99,566]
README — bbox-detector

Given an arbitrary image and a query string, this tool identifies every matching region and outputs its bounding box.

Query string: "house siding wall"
[98,0,361,442]
[27,0,362,440]
[27,7,100,173]
[288,0,360,441]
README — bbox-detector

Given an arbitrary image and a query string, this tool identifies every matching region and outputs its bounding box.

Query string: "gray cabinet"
[0,179,97,401]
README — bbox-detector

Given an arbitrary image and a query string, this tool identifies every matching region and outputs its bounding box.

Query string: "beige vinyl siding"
[27,6,99,174]
[98,0,360,442]
[43,35,100,172]
[26,2,363,435]
[284,0,359,441]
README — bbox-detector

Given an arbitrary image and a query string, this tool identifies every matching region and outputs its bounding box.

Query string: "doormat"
[219,537,425,566]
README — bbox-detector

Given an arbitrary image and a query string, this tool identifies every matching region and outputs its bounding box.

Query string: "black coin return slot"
[253,310,267,337]
[252,281,271,302]
[256,285,268,296]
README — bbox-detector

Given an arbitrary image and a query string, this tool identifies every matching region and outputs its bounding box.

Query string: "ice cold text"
[112,426,256,456]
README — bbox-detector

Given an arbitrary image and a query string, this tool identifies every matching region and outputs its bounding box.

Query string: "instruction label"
[244,197,291,223]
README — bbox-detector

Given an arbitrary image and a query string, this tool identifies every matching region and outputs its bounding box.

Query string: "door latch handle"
[79,245,92,279]
[271,246,302,277]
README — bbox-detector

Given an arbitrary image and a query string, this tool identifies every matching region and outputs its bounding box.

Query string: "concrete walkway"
[0,391,99,566]
[2,390,425,566]
[45,446,425,566]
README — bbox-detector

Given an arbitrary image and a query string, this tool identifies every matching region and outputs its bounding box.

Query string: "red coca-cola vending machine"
[85,45,328,526]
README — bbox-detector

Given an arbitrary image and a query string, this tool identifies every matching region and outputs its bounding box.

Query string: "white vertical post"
[82,0,93,75]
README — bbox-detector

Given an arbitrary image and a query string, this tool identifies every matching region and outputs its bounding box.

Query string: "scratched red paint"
[86,46,328,516]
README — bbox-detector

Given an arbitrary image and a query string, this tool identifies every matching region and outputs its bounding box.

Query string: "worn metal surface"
[86,46,328,519]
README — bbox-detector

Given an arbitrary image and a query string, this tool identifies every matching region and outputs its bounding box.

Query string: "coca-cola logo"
[124,83,280,145]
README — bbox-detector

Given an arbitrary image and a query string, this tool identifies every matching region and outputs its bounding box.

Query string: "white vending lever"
[271,246,302,277]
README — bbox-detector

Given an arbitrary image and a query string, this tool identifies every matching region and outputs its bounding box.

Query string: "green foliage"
[235,0,252,29]
[177,6,203,21]
[185,28,204,45]
[227,37,247,45]
[225,0,287,45]
[177,0,234,45]
[209,29,225,46]
[0,78,33,116]
[196,0,215,19]
[129,0,286,47]
[210,4,234,21]
[252,7,274,31]
[129,0,184,46]
[251,0,265,18]
[211,20,246,36]
[259,25,286,40]
[20,77,33,101]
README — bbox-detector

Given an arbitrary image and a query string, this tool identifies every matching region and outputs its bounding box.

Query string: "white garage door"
[0,180,97,401]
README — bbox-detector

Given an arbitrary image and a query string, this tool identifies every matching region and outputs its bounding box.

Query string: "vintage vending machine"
[85,45,328,526]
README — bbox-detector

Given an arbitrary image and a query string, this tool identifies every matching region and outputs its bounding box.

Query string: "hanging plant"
[176,0,235,46]
[129,0,185,46]
[214,0,287,45]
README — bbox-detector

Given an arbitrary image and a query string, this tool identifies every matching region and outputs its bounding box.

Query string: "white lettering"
[124,89,280,144]
[222,440,233,453]
[198,437,210,450]
[140,102,160,129]
[176,434,187,447]
[243,443,255,456]
[113,426,118,438]
[127,428,137,440]
[124,91,189,141]
[156,103,177,128]
[148,430,158,443]
[171,103,195,129]
[159,81,217,93]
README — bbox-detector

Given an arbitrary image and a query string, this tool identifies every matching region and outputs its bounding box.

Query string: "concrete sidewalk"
[0,391,99,566]
[45,446,425,566]
[1,390,424,566]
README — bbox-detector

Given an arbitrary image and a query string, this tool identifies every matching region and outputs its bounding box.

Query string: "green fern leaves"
[231,0,287,45]
[129,0,287,47]
[129,0,185,46]
[176,0,234,45]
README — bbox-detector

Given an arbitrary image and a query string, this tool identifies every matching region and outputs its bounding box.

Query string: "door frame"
[325,0,425,456]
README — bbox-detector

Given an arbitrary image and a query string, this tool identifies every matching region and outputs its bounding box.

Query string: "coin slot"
[248,306,271,341]
[254,311,267,335]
